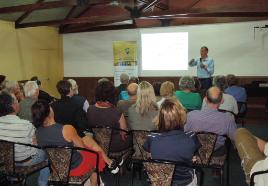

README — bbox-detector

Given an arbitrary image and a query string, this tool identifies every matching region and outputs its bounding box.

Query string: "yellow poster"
[113,41,137,66]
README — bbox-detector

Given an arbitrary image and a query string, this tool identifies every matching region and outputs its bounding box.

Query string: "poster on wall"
[113,41,138,86]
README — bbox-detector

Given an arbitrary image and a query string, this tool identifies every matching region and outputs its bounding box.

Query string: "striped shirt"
[184,107,237,147]
[0,115,37,161]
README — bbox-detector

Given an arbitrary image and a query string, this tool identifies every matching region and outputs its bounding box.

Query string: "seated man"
[68,79,89,113]
[185,87,237,152]
[18,81,39,122]
[236,128,267,185]
[202,75,238,115]
[0,91,49,186]
[117,83,138,117]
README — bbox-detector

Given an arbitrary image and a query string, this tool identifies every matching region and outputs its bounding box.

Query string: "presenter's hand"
[189,59,195,65]
[200,63,205,68]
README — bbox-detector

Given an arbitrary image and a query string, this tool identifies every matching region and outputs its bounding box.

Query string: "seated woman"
[32,100,118,186]
[157,81,175,108]
[128,81,159,131]
[87,80,132,152]
[143,98,199,186]
[175,76,202,111]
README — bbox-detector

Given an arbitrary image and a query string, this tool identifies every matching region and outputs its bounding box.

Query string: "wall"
[0,20,63,97]
[64,20,268,77]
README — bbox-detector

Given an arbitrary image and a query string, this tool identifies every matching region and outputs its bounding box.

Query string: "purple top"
[184,107,237,147]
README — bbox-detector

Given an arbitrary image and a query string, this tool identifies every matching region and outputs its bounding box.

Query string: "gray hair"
[24,81,39,98]
[4,81,19,94]
[120,73,129,84]
[213,75,227,91]
[179,76,195,90]
[98,78,109,84]
[68,79,78,95]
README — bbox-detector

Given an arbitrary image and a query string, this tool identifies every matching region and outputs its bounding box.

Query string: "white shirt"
[250,143,268,186]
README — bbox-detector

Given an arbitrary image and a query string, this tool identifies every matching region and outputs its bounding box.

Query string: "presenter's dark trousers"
[199,77,212,91]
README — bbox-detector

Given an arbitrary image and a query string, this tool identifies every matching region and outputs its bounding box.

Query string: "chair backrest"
[132,130,151,160]
[44,147,72,183]
[92,127,113,155]
[195,132,218,166]
[237,101,247,117]
[218,109,238,122]
[143,160,176,186]
[0,140,15,174]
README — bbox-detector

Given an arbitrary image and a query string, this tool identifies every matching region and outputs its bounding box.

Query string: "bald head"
[206,87,223,105]
[127,83,138,96]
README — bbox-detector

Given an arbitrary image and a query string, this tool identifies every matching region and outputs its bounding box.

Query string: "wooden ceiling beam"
[15,0,45,24]
[61,18,133,33]
[0,0,112,14]
[62,23,137,33]
[16,14,130,28]
[141,10,268,19]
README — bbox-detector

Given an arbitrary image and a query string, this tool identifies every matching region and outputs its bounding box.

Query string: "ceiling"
[0,0,267,34]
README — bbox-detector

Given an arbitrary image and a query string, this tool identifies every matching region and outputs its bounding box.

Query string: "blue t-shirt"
[189,57,214,78]
[143,130,199,186]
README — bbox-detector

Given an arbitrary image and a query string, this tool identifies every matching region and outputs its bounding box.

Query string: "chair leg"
[220,169,224,186]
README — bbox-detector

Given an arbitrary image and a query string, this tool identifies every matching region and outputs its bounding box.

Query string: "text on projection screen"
[141,32,188,70]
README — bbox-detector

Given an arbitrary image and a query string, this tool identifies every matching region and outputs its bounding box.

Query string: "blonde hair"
[157,98,186,132]
[160,81,174,97]
[135,81,158,115]
[24,81,39,98]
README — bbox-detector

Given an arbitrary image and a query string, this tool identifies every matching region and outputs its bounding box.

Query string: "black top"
[51,96,88,137]
[87,105,132,152]
[36,123,82,169]
[144,130,199,186]
[72,95,87,109]
[38,90,54,103]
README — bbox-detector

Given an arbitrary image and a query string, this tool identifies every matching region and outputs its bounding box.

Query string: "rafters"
[0,0,112,14]
[15,0,45,24]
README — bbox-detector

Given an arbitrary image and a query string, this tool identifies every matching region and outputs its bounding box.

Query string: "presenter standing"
[189,46,214,90]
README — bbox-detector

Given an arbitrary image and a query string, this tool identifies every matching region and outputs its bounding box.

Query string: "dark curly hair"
[95,81,116,105]
[0,91,15,117]
[31,100,50,128]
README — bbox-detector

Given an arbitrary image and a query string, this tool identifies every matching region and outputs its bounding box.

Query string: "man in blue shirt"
[189,46,214,90]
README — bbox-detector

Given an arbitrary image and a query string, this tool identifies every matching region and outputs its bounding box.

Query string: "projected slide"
[141,32,188,71]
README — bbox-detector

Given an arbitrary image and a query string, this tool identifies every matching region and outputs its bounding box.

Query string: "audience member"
[144,98,199,186]
[202,75,238,114]
[32,100,117,186]
[117,83,138,117]
[0,74,6,90]
[68,79,89,112]
[152,81,162,102]
[225,74,247,112]
[185,87,237,152]
[116,73,129,101]
[87,81,132,152]
[30,76,54,103]
[128,81,158,131]
[235,128,267,185]
[157,81,175,107]
[18,81,39,122]
[175,76,202,111]
[51,80,87,137]
[0,92,49,186]
[4,80,24,102]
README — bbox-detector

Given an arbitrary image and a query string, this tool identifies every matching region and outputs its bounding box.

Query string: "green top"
[175,90,202,110]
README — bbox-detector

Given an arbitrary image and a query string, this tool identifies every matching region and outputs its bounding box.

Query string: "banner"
[113,41,138,86]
